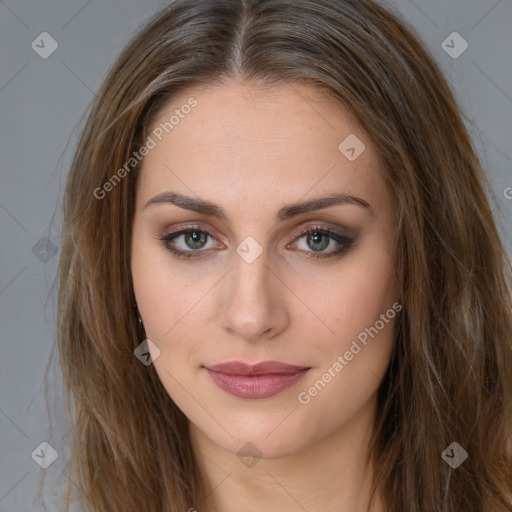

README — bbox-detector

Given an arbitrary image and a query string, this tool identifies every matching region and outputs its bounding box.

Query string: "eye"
[159,225,221,259]
[158,224,354,260]
[289,225,354,259]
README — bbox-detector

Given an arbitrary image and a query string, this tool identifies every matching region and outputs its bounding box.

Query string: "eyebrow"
[143,191,371,221]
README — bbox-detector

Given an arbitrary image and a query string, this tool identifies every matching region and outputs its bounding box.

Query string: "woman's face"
[131,80,399,459]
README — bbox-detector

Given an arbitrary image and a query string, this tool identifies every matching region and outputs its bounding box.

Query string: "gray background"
[1,0,511,510]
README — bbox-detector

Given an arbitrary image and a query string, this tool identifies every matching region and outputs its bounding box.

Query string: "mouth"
[203,361,311,399]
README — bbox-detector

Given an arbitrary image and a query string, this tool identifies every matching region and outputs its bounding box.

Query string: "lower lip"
[205,368,310,399]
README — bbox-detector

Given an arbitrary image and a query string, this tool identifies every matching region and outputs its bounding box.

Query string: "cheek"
[131,229,210,340]
[294,262,397,436]
[301,248,397,406]
[304,243,397,351]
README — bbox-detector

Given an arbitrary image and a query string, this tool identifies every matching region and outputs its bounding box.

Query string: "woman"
[52,0,512,510]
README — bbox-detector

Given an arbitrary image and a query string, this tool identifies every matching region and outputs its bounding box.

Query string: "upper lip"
[204,361,310,375]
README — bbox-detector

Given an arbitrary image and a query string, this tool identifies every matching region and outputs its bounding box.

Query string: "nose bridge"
[231,247,270,301]
[220,245,287,341]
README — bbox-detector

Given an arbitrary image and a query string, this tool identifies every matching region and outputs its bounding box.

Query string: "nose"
[219,249,289,342]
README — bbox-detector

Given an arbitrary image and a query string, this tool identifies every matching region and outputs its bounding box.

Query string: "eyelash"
[158,224,354,260]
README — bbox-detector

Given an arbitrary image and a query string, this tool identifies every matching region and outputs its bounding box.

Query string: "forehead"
[137,80,389,217]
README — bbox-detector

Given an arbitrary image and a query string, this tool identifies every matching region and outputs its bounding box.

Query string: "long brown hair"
[47,0,512,510]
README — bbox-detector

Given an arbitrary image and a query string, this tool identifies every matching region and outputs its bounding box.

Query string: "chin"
[224,432,304,461]
[195,409,316,461]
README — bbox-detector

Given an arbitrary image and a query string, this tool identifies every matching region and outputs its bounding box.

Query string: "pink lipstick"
[204,361,310,399]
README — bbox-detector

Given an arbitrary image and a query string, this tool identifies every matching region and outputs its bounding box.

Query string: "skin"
[131,79,399,512]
